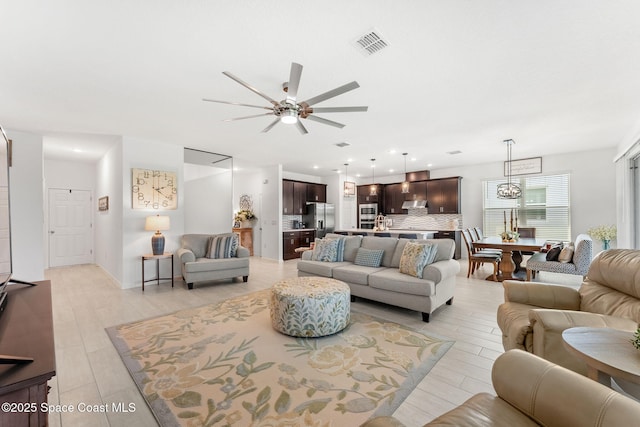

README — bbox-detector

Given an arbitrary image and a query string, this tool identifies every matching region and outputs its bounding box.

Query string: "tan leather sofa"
[497,249,640,374]
[360,350,640,427]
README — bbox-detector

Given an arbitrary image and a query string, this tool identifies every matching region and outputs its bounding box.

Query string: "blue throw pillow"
[354,248,384,267]
[312,238,340,262]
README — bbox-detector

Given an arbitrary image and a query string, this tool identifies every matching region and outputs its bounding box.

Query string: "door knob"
[50,230,55,234]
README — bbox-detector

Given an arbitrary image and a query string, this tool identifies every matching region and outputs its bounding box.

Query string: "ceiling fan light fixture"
[280,109,298,124]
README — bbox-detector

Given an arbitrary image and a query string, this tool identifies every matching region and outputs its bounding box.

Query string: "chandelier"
[497,139,522,199]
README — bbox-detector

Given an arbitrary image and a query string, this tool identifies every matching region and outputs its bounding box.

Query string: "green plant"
[587,225,617,241]
[632,327,640,350]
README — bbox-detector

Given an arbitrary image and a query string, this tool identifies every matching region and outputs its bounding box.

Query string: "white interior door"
[48,189,93,267]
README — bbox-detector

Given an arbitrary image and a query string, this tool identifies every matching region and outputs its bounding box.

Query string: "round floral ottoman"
[269,277,351,337]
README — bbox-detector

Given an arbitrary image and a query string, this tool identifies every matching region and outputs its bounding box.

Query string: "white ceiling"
[2,1,640,178]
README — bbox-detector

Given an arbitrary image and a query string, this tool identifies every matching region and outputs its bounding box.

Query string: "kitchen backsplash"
[386,211,463,230]
[283,215,304,230]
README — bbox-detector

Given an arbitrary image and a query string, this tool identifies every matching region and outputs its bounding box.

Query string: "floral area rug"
[106,289,454,426]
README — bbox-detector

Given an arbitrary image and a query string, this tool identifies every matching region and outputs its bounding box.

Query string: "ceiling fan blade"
[305,115,345,129]
[306,106,368,113]
[300,81,360,107]
[202,99,273,110]
[286,62,303,103]
[295,120,308,134]
[261,118,280,133]
[222,71,279,106]
[224,113,275,122]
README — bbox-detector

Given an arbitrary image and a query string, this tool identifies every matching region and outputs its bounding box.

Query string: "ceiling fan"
[203,62,368,134]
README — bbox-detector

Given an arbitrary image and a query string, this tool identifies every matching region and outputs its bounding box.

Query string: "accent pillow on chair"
[558,244,574,263]
[546,244,563,261]
[206,234,239,259]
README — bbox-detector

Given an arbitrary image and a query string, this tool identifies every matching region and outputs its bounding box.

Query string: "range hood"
[402,200,427,209]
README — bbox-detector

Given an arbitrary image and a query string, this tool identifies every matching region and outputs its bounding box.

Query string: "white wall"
[261,165,282,260]
[121,137,185,289]
[95,140,124,282]
[184,170,233,234]
[6,130,45,281]
[44,159,97,266]
[428,147,617,245]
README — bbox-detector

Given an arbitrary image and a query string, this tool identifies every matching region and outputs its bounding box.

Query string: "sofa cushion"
[399,241,436,279]
[368,269,435,297]
[361,236,398,267]
[325,233,362,262]
[332,264,386,285]
[354,248,384,267]
[297,260,351,277]
[206,233,239,259]
[184,257,249,273]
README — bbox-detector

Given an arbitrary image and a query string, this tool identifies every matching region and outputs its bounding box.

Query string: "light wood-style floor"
[44,258,582,427]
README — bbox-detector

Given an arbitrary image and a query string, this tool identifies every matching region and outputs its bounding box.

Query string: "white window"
[483,173,571,240]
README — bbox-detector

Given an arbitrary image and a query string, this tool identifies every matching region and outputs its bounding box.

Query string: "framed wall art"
[98,196,109,211]
[504,157,542,176]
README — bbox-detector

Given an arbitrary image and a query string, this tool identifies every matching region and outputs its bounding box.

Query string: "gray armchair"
[177,233,250,289]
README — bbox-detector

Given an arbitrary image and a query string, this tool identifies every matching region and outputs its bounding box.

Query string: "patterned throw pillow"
[332,237,346,261]
[399,242,436,278]
[207,234,239,259]
[354,248,384,267]
[312,238,340,262]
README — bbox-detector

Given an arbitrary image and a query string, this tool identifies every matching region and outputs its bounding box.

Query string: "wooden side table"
[142,253,174,291]
[233,227,254,256]
[562,327,640,397]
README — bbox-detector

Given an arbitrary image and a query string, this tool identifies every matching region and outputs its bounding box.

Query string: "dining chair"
[461,229,501,281]
[517,227,537,255]
[332,231,348,235]
[376,232,391,237]
[467,228,502,256]
[351,232,368,236]
[398,233,418,239]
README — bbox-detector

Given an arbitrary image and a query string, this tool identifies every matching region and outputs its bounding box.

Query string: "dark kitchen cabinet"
[283,180,309,215]
[293,182,307,214]
[403,180,427,203]
[383,183,406,214]
[426,177,461,214]
[307,183,327,203]
[357,184,383,204]
[283,180,294,214]
[283,230,315,260]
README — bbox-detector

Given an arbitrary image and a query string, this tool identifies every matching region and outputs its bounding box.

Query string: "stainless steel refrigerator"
[303,203,335,238]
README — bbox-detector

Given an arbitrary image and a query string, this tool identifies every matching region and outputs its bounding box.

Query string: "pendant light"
[401,152,410,194]
[369,158,377,196]
[497,139,522,199]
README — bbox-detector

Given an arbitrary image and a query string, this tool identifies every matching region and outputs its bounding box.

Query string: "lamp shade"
[145,215,170,231]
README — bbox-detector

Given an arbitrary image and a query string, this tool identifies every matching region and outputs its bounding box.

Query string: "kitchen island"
[333,229,462,259]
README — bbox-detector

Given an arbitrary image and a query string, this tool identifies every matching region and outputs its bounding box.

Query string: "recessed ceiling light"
[347,158,353,162]
[389,169,394,173]
[389,149,396,154]
[73,148,83,153]
[427,163,433,167]
[356,173,361,177]
[313,165,319,169]
[411,157,417,161]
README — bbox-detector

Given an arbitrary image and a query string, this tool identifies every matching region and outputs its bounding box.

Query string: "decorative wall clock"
[131,168,177,210]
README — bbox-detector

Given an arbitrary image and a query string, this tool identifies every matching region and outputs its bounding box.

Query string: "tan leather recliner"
[361,350,640,427]
[497,248,640,374]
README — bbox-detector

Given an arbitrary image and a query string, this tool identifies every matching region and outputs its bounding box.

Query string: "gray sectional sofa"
[177,233,250,289]
[297,233,460,322]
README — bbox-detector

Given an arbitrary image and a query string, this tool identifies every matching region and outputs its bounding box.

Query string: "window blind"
[483,173,571,241]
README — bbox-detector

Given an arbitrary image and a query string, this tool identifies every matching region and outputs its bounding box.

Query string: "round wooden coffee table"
[562,327,640,395]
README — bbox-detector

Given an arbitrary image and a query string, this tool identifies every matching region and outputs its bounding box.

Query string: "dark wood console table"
[0,280,55,427]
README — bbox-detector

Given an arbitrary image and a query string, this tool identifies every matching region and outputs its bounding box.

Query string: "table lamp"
[145,215,170,255]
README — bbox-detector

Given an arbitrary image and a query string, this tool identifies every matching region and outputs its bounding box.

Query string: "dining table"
[472,236,547,281]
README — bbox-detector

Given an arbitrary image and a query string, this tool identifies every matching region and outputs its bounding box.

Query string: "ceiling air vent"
[353,29,389,56]
[335,142,351,148]
[447,150,462,155]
